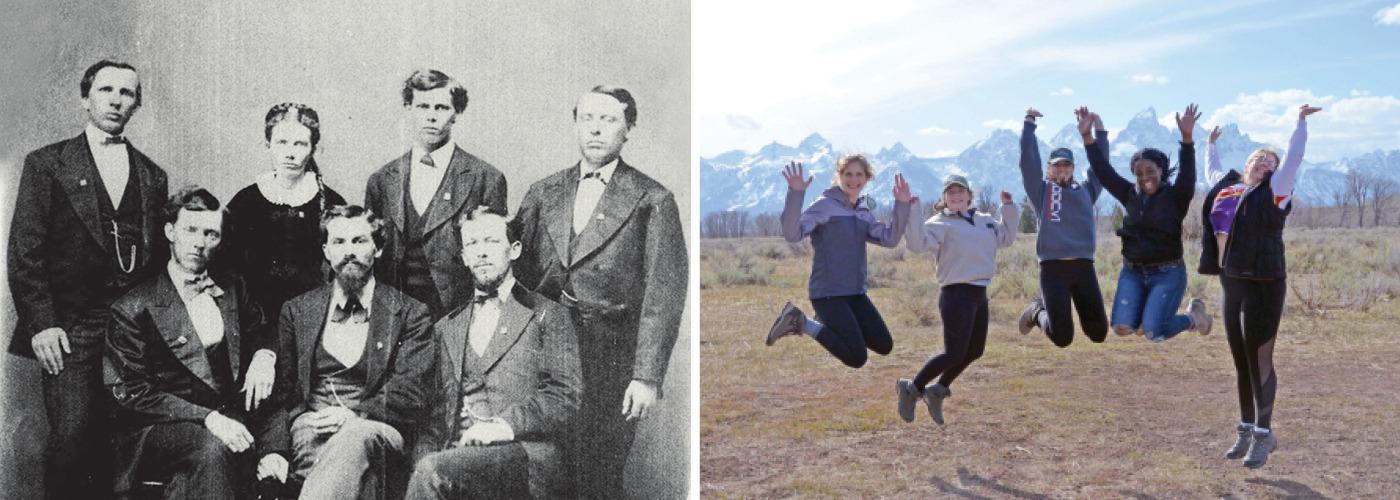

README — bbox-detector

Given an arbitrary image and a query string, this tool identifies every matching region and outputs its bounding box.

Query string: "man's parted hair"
[574,85,638,129]
[81,60,142,108]
[457,206,520,244]
[162,186,222,226]
[320,205,388,249]
[402,69,468,113]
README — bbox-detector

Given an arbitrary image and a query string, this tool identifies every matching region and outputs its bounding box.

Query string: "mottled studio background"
[0,1,691,498]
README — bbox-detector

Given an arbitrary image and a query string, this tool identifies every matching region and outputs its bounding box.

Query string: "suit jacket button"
[376,341,385,349]
[176,336,188,345]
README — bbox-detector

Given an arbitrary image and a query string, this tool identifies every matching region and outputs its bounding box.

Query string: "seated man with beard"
[272,205,436,499]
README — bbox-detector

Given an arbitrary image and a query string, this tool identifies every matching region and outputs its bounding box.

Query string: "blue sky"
[696,0,1400,162]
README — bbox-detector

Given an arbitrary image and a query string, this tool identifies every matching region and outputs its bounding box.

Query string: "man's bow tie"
[101,135,126,146]
[582,171,608,185]
[331,296,368,324]
[182,275,224,298]
[472,289,500,305]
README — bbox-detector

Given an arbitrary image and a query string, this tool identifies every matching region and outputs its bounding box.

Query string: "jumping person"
[1079,104,1212,342]
[895,175,1017,425]
[764,157,912,369]
[1201,104,1321,469]
[1015,107,1110,347]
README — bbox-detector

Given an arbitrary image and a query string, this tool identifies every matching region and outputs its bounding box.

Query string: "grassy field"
[700,228,1400,498]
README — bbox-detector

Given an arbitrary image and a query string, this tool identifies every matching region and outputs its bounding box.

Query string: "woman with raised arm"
[894,175,1017,425]
[1080,104,1212,342]
[1200,104,1321,469]
[223,103,346,412]
[763,156,912,369]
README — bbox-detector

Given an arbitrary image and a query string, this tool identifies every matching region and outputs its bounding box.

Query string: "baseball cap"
[1048,147,1075,165]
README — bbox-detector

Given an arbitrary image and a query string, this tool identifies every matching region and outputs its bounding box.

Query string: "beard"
[334,258,372,293]
[471,263,511,293]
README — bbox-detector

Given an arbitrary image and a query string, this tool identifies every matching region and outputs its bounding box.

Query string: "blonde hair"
[1247,147,1281,169]
[833,154,875,184]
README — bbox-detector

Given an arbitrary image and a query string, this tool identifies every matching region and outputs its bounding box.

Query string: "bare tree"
[1369,177,1396,227]
[752,212,782,237]
[1345,170,1369,228]
[1331,180,1350,227]
[975,189,997,214]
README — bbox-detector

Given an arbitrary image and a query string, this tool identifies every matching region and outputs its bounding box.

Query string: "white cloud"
[1050,87,1074,96]
[917,126,950,136]
[726,114,761,130]
[1351,89,1372,97]
[1376,2,1400,25]
[982,119,1022,130]
[1130,73,1170,85]
[1207,89,1400,160]
[932,149,959,158]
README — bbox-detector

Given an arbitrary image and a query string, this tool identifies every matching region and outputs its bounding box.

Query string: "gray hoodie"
[782,186,910,299]
[1020,121,1105,262]
[905,201,1018,286]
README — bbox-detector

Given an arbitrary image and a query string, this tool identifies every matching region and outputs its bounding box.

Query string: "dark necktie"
[101,135,126,145]
[420,154,435,167]
[332,295,367,324]
[583,171,608,185]
[471,288,499,305]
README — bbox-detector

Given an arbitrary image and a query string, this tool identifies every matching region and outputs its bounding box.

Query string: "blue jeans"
[1110,262,1192,342]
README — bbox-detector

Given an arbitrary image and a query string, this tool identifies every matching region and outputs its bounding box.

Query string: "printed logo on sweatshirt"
[1046,183,1063,222]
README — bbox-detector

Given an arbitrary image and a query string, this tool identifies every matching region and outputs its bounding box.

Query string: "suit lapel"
[296,286,334,399]
[477,286,533,375]
[569,160,645,267]
[54,134,108,251]
[363,285,402,389]
[383,153,409,232]
[151,275,218,390]
[442,305,473,386]
[421,146,472,236]
[544,167,578,266]
[214,277,241,378]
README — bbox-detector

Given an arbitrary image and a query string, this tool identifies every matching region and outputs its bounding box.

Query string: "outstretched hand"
[1025,107,1043,123]
[1075,106,1094,140]
[782,161,813,191]
[892,173,912,203]
[1175,103,1201,142]
[1209,125,1222,145]
[1299,104,1322,120]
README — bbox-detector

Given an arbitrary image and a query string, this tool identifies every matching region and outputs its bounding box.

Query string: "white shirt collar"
[579,158,619,182]
[413,141,455,170]
[85,122,124,147]
[166,259,213,301]
[255,171,320,207]
[331,278,376,317]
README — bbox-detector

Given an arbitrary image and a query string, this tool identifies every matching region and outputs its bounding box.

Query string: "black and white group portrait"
[0,1,692,499]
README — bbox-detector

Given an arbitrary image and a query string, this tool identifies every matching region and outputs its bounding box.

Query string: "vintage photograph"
[0,1,691,499]
[698,0,1400,497]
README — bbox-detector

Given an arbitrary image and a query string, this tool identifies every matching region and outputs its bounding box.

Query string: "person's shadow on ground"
[929,468,1163,499]
[1244,477,1331,500]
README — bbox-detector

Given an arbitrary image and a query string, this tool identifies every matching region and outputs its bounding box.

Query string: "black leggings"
[810,294,893,368]
[1220,276,1287,429]
[1038,259,1109,347]
[913,284,988,389]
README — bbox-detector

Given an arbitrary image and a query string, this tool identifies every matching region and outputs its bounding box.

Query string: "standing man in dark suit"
[105,187,288,499]
[365,69,508,320]
[408,207,581,499]
[7,59,170,500]
[514,86,688,498]
[274,205,436,500]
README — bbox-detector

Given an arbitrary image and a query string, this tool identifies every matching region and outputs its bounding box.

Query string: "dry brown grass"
[701,228,1400,498]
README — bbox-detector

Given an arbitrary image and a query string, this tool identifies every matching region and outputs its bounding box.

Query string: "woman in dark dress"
[226,103,345,411]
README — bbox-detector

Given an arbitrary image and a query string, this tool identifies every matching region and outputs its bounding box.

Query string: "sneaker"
[1018,298,1044,335]
[1188,298,1212,336]
[765,302,806,346]
[1225,423,1253,459]
[923,384,951,425]
[1243,429,1276,469]
[896,378,921,423]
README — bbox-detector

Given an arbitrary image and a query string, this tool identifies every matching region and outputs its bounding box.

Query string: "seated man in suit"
[105,186,288,499]
[407,207,580,499]
[274,205,436,500]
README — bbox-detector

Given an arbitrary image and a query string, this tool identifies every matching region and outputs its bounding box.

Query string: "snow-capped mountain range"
[700,108,1395,216]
